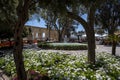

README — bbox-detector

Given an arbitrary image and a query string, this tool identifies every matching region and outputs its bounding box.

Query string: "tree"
[40,9,57,41]
[96,0,120,55]
[40,0,107,64]
[77,31,85,42]
[60,17,78,40]
[55,16,77,42]
[13,0,35,79]
[67,0,108,64]
[0,0,39,79]
[108,34,120,55]
[40,9,77,42]
[0,0,54,79]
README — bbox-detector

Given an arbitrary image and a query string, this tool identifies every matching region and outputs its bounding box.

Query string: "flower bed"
[0,50,120,80]
[38,42,88,50]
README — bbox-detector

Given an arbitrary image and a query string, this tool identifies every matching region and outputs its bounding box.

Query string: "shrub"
[38,42,87,50]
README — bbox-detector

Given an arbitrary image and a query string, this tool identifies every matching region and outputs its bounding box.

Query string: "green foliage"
[0,58,5,68]
[96,0,120,34]
[0,0,17,23]
[37,42,88,50]
[108,34,120,42]
[0,19,14,39]
[0,50,120,79]
[22,27,30,38]
[0,21,29,39]
[0,0,36,39]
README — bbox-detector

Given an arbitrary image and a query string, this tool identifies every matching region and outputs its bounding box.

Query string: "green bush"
[38,42,87,50]
[37,42,49,49]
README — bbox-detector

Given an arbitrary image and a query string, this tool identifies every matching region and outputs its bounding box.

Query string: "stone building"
[26,26,58,42]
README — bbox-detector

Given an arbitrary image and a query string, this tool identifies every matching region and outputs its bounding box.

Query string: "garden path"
[96,45,120,56]
[37,45,120,56]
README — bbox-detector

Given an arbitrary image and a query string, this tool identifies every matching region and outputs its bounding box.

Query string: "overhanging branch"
[67,11,88,30]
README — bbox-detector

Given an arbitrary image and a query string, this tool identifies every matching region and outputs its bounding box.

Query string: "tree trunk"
[112,40,117,56]
[86,27,96,65]
[87,6,96,65]
[108,32,116,56]
[13,22,27,80]
[8,38,11,47]
[48,27,51,41]
[13,0,30,79]
[67,5,96,65]
[58,31,62,42]
[77,35,80,42]
[58,34,62,42]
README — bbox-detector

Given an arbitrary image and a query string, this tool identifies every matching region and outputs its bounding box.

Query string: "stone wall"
[26,26,58,41]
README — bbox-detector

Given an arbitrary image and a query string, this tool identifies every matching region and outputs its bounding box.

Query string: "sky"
[25,14,87,32]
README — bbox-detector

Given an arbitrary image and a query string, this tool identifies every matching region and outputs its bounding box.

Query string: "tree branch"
[67,11,88,30]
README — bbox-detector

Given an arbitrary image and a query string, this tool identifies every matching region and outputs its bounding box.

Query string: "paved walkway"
[23,44,120,56]
[38,45,120,56]
[96,45,120,56]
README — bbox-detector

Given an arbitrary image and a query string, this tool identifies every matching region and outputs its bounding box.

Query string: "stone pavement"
[96,45,120,56]
[22,44,120,56]
[38,45,120,56]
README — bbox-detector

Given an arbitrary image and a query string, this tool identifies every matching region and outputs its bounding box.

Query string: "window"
[42,32,45,38]
[36,33,38,38]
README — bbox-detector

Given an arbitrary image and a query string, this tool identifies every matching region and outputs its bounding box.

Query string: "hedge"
[37,42,87,50]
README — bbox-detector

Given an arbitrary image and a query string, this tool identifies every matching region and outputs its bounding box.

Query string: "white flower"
[81,76,87,80]
[95,73,102,80]
[106,76,111,80]
[48,70,51,74]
